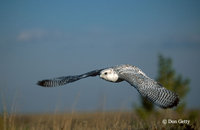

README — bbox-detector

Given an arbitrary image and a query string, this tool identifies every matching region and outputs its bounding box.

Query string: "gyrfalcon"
[37,64,179,109]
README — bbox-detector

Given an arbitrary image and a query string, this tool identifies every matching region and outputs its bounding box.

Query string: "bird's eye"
[104,72,107,75]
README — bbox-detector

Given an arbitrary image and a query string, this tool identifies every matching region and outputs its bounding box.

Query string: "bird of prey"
[37,64,179,109]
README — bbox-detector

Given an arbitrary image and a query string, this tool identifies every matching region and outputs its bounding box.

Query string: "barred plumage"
[115,64,179,108]
[37,64,179,109]
[37,69,103,87]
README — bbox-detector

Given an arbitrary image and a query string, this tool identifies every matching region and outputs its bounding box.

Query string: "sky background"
[0,1,200,113]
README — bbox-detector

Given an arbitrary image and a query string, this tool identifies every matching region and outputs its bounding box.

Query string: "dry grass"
[0,110,199,130]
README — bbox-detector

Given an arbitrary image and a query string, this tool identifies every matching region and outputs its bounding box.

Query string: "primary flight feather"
[37,64,179,109]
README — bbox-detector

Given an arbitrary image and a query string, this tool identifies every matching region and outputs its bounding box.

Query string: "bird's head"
[100,68,119,82]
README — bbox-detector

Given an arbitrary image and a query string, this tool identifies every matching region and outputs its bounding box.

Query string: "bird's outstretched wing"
[117,67,179,108]
[37,69,103,87]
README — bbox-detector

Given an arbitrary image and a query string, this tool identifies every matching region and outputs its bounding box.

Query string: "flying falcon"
[37,64,179,109]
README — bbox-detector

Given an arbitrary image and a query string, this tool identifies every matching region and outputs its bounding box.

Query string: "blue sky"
[0,1,200,113]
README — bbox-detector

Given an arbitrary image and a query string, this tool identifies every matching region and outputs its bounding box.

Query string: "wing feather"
[37,69,103,87]
[117,66,179,108]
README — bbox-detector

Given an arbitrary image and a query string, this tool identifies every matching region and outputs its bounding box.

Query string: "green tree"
[135,54,190,117]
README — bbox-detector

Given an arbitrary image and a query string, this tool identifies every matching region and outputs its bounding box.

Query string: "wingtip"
[162,95,180,109]
[37,80,47,87]
[170,96,180,108]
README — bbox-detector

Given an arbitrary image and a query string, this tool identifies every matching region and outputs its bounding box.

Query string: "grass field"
[0,110,199,130]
